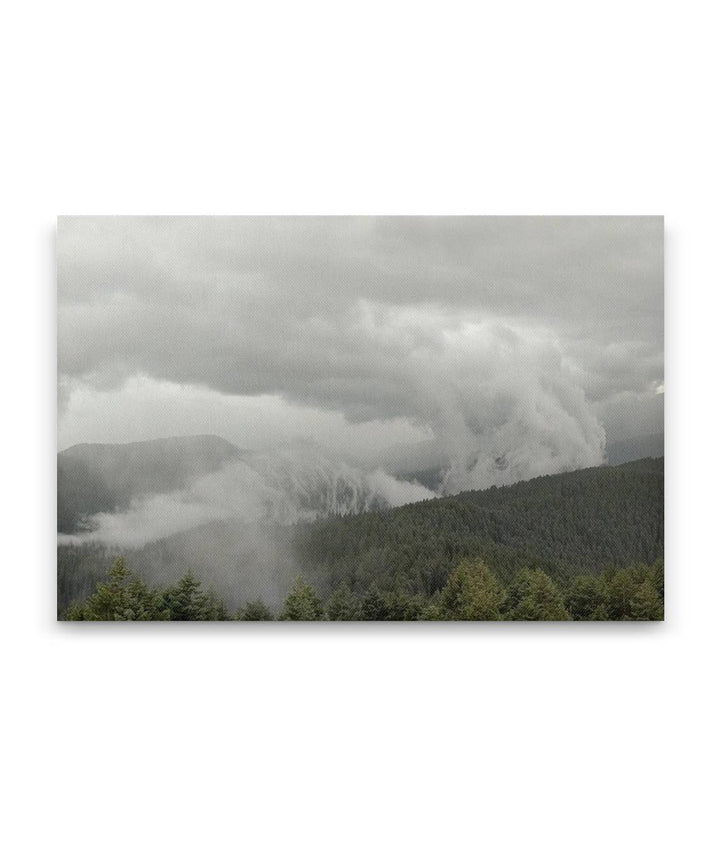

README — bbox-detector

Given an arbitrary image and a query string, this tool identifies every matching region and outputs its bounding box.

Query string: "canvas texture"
[57,216,664,621]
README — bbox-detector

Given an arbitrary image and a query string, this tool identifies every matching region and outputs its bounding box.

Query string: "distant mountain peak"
[57,434,247,534]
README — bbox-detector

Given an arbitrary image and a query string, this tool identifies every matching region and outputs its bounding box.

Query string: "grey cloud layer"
[58,216,662,392]
[58,216,662,488]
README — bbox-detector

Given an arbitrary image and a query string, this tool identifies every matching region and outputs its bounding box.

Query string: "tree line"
[63,555,663,621]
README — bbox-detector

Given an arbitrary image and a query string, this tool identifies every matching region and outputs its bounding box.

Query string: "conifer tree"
[360,584,390,620]
[565,575,606,620]
[422,593,444,620]
[64,557,170,620]
[279,577,325,620]
[439,558,505,620]
[383,590,426,620]
[606,569,636,620]
[649,561,664,600]
[629,578,663,620]
[326,583,362,620]
[504,568,569,620]
[237,599,274,620]
[162,572,227,620]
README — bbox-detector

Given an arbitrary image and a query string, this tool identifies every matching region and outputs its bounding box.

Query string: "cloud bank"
[57,216,662,504]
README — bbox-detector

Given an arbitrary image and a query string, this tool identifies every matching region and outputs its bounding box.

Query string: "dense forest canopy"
[293,457,663,596]
[59,457,664,620]
[65,556,663,622]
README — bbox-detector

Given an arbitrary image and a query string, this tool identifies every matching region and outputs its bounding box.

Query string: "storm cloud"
[58,216,663,492]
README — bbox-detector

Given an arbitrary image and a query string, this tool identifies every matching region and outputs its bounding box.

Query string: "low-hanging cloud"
[58,443,437,548]
[344,303,606,492]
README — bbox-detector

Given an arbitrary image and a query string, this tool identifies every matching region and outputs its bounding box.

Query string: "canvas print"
[57,216,664,621]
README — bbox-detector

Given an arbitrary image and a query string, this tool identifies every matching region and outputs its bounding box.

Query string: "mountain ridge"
[57,434,246,533]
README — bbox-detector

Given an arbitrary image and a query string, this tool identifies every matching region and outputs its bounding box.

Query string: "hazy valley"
[58,435,664,620]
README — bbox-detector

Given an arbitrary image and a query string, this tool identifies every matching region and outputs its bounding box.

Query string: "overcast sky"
[58,216,663,483]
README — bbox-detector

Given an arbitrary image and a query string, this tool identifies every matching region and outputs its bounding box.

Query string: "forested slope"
[293,458,663,595]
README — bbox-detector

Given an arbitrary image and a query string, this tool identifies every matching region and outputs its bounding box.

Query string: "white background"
[2,2,717,854]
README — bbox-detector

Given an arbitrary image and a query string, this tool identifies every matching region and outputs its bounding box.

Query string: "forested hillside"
[59,458,663,620]
[293,457,663,596]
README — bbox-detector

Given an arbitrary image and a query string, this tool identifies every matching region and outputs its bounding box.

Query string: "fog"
[59,442,436,548]
[57,441,438,608]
